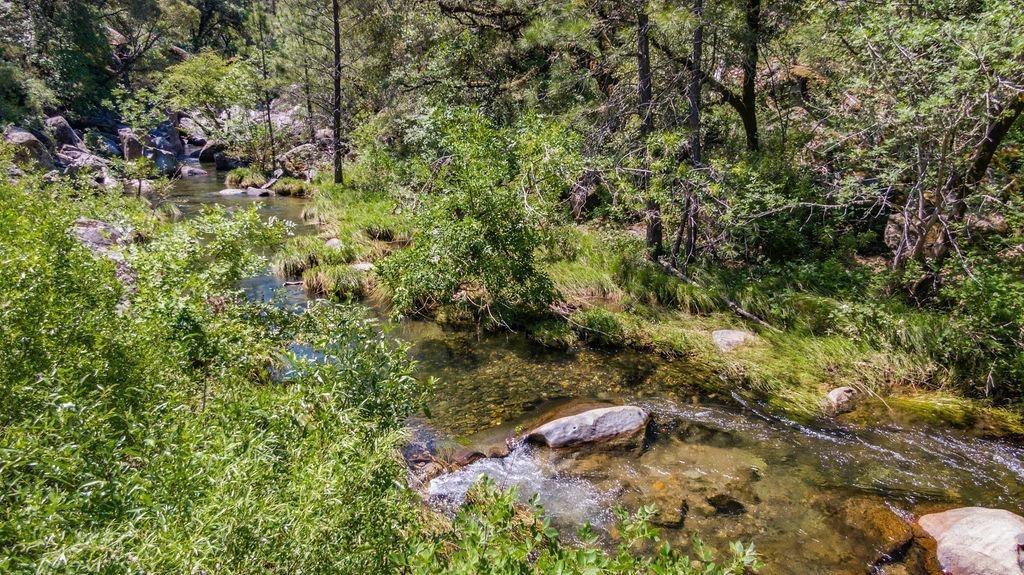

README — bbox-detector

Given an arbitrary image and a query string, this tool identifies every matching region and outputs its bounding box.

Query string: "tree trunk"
[257,10,277,171]
[740,0,760,152]
[927,96,1024,270]
[671,0,704,267]
[331,0,344,185]
[637,9,662,259]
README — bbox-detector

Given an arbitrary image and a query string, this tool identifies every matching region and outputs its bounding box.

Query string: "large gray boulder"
[147,147,180,175]
[56,145,110,173]
[118,128,144,160]
[918,507,1024,575]
[5,127,55,170]
[150,119,184,157]
[527,406,649,449]
[278,143,321,176]
[177,165,208,178]
[45,116,83,148]
[198,140,225,163]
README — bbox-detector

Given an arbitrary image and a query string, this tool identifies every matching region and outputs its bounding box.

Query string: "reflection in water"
[172,169,1024,575]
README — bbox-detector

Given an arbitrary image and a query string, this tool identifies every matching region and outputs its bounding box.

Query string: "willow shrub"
[0,174,420,573]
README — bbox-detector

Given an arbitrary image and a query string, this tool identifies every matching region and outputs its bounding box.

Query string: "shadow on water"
[171,172,1024,575]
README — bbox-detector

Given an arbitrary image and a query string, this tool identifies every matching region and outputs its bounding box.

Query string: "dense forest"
[2,0,1024,573]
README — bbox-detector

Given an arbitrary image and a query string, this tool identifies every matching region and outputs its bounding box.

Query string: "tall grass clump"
[272,235,357,278]
[545,228,625,304]
[224,166,267,188]
[303,263,367,300]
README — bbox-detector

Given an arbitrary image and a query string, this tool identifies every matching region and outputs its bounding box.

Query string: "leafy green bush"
[0,174,424,573]
[377,110,562,325]
[406,479,762,575]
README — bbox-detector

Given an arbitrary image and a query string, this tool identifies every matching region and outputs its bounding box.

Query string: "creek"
[171,168,1024,575]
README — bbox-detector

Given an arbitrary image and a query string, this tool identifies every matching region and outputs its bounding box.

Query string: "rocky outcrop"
[91,133,122,158]
[526,405,649,449]
[150,119,185,157]
[198,140,225,163]
[148,147,180,175]
[214,151,245,171]
[56,145,110,174]
[917,507,1024,575]
[5,127,55,170]
[45,116,83,148]
[712,329,756,352]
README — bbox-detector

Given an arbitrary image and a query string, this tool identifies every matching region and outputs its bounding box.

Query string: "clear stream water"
[172,169,1024,575]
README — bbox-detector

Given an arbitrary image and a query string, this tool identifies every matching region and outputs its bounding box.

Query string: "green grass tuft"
[303,264,367,300]
[272,235,356,278]
[224,167,267,188]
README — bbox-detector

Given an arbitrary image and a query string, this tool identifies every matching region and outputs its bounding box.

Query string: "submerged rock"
[218,188,274,197]
[836,498,914,565]
[917,507,1024,575]
[712,329,756,352]
[707,493,746,516]
[526,405,648,449]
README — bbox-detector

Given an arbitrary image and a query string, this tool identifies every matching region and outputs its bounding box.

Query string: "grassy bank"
[298,175,1022,435]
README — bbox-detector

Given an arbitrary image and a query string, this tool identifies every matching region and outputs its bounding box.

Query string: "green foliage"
[0,174,428,573]
[158,50,257,120]
[377,109,562,325]
[406,478,762,575]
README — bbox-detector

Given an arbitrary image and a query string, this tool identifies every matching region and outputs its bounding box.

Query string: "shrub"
[406,478,762,574]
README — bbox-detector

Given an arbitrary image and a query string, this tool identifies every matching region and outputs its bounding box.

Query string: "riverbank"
[271,180,1024,441]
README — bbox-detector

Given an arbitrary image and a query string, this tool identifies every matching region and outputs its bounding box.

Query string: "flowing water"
[172,168,1024,575]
